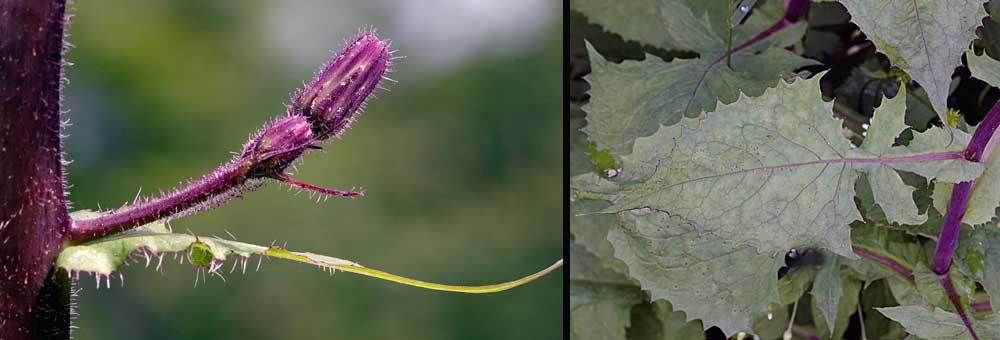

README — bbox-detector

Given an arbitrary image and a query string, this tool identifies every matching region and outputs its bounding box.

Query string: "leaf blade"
[839,0,987,125]
[607,210,783,336]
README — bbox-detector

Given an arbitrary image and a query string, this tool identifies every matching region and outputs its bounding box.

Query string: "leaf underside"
[569,242,639,340]
[596,74,978,257]
[878,306,1000,340]
[579,0,818,155]
[838,0,987,125]
[607,210,783,335]
[571,73,983,335]
[571,1,1000,337]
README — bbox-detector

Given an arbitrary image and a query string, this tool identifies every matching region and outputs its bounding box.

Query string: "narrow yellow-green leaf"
[58,211,561,294]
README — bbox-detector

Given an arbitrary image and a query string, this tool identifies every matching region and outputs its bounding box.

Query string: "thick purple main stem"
[0,0,72,338]
[70,161,249,242]
[931,99,1000,274]
[932,181,972,273]
[965,101,1000,163]
[928,99,1000,340]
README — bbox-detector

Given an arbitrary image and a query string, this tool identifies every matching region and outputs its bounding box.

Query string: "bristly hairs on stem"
[68,29,393,242]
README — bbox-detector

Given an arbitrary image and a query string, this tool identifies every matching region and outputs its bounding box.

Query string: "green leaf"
[853,170,942,239]
[980,5,1000,60]
[844,256,893,284]
[861,280,908,340]
[931,123,1000,226]
[812,256,843,334]
[570,282,643,340]
[911,262,962,311]
[779,266,816,305]
[581,0,817,155]
[571,113,595,176]
[570,0,790,52]
[570,241,641,340]
[587,142,619,178]
[59,211,562,294]
[838,0,988,125]
[569,0,682,50]
[606,209,784,336]
[649,300,705,340]
[753,305,790,340]
[891,118,979,184]
[851,224,923,281]
[592,74,980,259]
[627,301,707,340]
[574,74,985,335]
[571,199,631,276]
[885,260,976,314]
[877,306,1000,340]
[964,227,1000,307]
[888,274,926,307]
[571,236,632,286]
[857,87,925,225]
[966,49,1000,88]
[812,263,862,340]
[906,85,939,131]
[584,44,814,155]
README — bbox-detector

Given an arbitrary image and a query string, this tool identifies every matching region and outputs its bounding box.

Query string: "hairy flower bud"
[70,29,387,242]
[292,31,390,139]
[242,115,314,175]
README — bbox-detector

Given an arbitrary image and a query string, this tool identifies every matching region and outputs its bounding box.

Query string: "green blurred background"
[62,1,562,339]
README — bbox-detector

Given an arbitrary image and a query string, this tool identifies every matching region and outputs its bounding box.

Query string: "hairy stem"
[68,31,389,243]
[70,160,253,242]
[0,0,72,338]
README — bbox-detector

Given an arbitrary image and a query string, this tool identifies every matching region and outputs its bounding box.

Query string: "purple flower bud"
[70,29,387,241]
[292,31,390,139]
[241,115,313,174]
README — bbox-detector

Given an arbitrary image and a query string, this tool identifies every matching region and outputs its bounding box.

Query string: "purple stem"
[851,246,996,315]
[791,325,821,340]
[929,99,1000,340]
[0,0,73,338]
[972,300,993,313]
[851,246,915,283]
[932,181,973,274]
[685,0,808,115]
[939,273,979,340]
[68,31,389,244]
[710,0,808,67]
[716,20,791,66]
[69,161,251,242]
